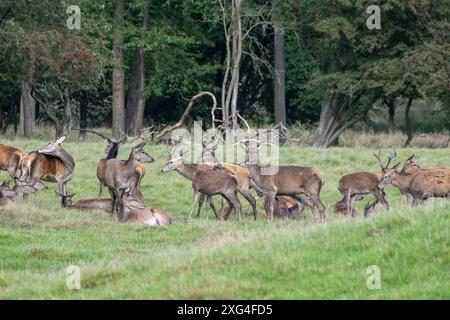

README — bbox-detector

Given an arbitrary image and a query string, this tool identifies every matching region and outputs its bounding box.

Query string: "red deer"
[57,193,113,213]
[103,141,154,218]
[274,196,301,219]
[19,136,74,195]
[162,151,244,221]
[390,155,450,205]
[0,179,38,206]
[76,129,148,199]
[334,151,399,217]
[0,144,24,179]
[119,191,172,226]
[237,139,325,221]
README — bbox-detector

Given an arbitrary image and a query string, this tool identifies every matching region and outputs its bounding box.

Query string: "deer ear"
[56,136,66,144]
[134,141,146,150]
[54,191,64,197]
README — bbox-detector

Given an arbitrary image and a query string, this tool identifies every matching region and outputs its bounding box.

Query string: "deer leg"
[226,191,242,223]
[310,195,326,222]
[239,190,257,221]
[188,189,199,219]
[196,193,206,218]
[344,191,352,217]
[266,192,276,221]
[221,197,234,221]
[98,183,104,199]
[374,189,389,211]
[208,197,219,219]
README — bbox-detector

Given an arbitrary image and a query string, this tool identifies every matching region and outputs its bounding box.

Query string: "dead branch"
[155,91,217,141]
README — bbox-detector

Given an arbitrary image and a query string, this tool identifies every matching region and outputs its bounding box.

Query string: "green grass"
[0,138,449,299]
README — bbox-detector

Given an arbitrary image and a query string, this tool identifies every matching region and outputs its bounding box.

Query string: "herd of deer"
[1,131,450,226]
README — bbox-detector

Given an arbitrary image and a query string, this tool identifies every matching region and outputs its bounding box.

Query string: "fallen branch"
[155,91,217,141]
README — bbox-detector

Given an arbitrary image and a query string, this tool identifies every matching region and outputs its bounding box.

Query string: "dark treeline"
[0,0,448,146]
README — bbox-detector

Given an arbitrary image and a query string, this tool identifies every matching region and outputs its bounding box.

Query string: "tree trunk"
[112,0,125,139]
[385,99,396,133]
[313,93,372,148]
[125,4,148,136]
[404,98,414,147]
[20,80,35,137]
[79,92,88,139]
[274,26,286,143]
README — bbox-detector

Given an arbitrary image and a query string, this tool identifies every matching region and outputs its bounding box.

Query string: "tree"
[125,3,149,136]
[112,0,125,138]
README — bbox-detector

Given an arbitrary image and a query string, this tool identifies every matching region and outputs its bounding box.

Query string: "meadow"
[0,137,449,299]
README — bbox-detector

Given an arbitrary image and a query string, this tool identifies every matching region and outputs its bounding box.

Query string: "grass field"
[0,138,449,299]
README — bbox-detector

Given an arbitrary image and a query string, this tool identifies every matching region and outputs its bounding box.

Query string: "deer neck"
[392,172,414,190]
[45,147,75,173]
[245,164,261,184]
[176,162,197,180]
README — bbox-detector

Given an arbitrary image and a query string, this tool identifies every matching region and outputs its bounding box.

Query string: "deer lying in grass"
[389,155,450,206]
[274,196,300,219]
[0,179,38,206]
[57,193,112,213]
[0,144,24,180]
[19,136,74,195]
[103,141,154,216]
[334,151,399,217]
[163,151,243,221]
[118,191,172,226]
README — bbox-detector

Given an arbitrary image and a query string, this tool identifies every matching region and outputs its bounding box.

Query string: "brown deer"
[237,138,325,221]
[0,144,24,179]
[102,141,154,218]
[76,129,148,199]
[334,151,400,217]
[390,154,450,205]
[274,196,301,219]
[19,136,74,195]
[57,193,113,213]
[119,191,172,226]
[162,152,243,222]
[0,179,38,206]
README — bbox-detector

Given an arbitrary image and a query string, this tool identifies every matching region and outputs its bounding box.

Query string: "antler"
[373,150,383,170]
[72,129,115,144]
[373,150,398,170]
[385,150,397,169]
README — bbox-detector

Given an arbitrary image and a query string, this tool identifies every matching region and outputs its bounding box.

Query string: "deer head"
[401,154,422,174]
[130,142,154,163]
[373,150,400,188]
[162,149,184,172]
[55,191,76,208]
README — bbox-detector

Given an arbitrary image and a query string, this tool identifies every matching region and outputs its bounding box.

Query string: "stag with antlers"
[335,151,400,217]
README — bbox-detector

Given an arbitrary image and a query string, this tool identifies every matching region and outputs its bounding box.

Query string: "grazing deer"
[119,191,172,226]
[0,179,38,206]
[162,151,244,221]
[19,136,74,196]
[335,151,400,217]
[0,144,24,179]
[103,141,154,218]
[57,192,112,213]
